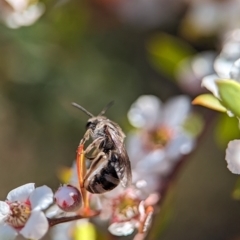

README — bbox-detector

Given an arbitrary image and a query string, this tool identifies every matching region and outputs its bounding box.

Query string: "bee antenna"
[98,101,114,116]
[71,102,94,117]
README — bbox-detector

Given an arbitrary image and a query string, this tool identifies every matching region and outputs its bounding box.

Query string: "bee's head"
[86,116,106,130]
[86,118,99,130]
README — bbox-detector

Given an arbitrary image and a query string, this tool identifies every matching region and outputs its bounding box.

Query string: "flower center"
[148,126,173,149]
[6,201,31,228]
[113,196,139,221]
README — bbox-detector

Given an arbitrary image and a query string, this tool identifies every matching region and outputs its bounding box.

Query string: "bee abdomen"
[85,161,120,194]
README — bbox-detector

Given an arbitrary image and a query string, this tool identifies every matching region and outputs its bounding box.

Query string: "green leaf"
[146,33,196,78]
[215,114,240,148]
[217,79,240,117]
[192,94,227,112]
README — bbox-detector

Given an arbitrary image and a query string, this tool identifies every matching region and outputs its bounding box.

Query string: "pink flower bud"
[54,185,82,212]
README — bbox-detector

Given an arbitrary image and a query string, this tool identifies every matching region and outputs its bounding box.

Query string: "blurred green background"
[1,0,240,239]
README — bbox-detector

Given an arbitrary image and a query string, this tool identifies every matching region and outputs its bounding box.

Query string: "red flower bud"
[54,185,82,212]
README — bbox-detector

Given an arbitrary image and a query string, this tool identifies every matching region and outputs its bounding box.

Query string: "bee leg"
[83,151,107,184]
[80,129,92,144]
[85,155,95,160]
[84,137,104,155]
[76,145,100,217]
[85,148,103,160]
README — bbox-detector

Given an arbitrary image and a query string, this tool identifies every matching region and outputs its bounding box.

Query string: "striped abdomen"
[84,154,120,194]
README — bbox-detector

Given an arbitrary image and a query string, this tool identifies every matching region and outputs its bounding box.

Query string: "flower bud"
[54,185,82,212]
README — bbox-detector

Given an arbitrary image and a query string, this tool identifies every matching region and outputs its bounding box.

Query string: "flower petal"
[108,221,135,236]
[201,74,220,98]
[126,132,145,167]
[0,202,10,221]
[177,51,216,95]
[221,41,240,60]
[50,222,73,240]
[230,58,240,82]
[7,183,35,202]
[133,171,160,197]
[161,95,191,127]
[4,3,45,29]
[137,149,165,170]
[30,186,53,211]
[226,140,240,174]
[0,224,17,240]
[214,55,233,79]
[136,149,172,175]
[128,95,162,129]
[20,211,48,240]
[5,0,28,12]
[166,133,195,161]
[45,205,63,218]
[191,51,216,78]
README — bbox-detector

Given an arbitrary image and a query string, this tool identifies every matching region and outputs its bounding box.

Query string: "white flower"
[226,140,240,174]
[107,189,156,237]
[202,29,240,101]
[202,59,240,99]
[200,29,240,118]
[106,187,141,236]
[127,95,195,176]
[127,95,196,197]
[0,183,53,240]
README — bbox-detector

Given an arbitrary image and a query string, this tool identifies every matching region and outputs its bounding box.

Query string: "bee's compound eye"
[86,121,92,129]
[86,121,97,130]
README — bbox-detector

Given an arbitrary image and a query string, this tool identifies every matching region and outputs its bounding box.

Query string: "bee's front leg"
[84,137,104,156]
[80,129,92,145]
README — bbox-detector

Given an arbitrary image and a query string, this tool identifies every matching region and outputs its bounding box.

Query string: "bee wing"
[118,148,132,188]
[105,123,125,154]
[106,125,132,187]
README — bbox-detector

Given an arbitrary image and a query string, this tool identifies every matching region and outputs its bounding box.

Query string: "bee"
[72,102,132,194]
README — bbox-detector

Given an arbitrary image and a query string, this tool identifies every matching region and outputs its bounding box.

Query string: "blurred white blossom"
[126,95,197,198]
[127,95,195,174]
[202,58,240,98]
[110,0,182,29]
[0,0,45,28]
[201,30,240,116]
[176,51,216,95]
[0,183,53,240]
[226,140,240,174]
[106,187,155,236]
[182,0,240,38]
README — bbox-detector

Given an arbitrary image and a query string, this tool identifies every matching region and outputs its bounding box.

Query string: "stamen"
[6,201,31,228]
[146,126,174,149]
[113,195,139,221]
